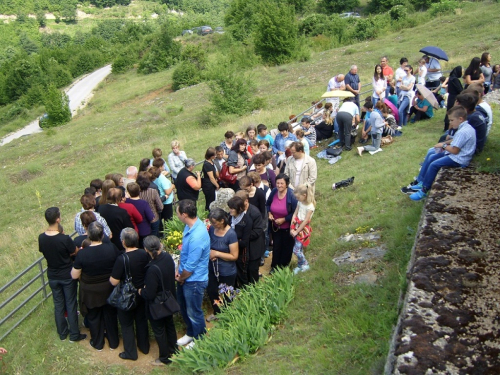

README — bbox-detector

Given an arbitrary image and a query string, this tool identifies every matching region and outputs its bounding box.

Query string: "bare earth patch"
[388,167,500,374]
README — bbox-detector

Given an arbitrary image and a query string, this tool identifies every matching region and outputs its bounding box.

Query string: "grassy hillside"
[0,2,499,373]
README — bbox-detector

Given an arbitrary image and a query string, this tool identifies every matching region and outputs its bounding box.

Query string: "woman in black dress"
[71,222,120,351]
[202,147,219,212]
[110,228,150,361]
[139,236,178,366]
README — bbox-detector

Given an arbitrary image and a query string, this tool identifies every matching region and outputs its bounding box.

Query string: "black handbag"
[107,254,137,311]
[326,147,343,157]
[148,264,180,320]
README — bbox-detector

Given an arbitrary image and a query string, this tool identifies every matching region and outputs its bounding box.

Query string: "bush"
[172,61,202,91]
[389,4,408,20]
[206,60,256,115]
[171,268,295,372]
[254,0,298,66]
[42,85,71,128]
[138,24,181,74]
[429,0,460,16]
[69,50,105,77]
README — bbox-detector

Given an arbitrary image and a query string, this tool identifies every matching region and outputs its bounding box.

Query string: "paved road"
[0,64,112,146]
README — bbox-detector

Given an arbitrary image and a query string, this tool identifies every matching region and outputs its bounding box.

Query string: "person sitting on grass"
[357,101,386,157]
[359,100,373,145]
[464,83,492,137]
[295,129,310,156]
[408,90,434,123]
[403,106,476,201]
[273,122,298,156]
[300,117,316,148]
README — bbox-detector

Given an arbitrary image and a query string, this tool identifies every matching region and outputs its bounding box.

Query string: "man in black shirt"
[38,207,86,342]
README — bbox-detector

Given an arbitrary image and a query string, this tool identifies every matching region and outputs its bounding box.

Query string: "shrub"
[171,268,295,372]
[138,24,181,74]
[254,0,298,66]
[42,85,71,128]
[389,4,407,20]
[429,0,459,16]
[69,50,105,77]
[172,61,202,91]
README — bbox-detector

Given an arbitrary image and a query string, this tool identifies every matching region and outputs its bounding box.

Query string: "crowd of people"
[37,51,494,366]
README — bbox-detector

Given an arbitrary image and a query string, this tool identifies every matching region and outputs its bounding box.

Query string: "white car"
[339,12,361,18]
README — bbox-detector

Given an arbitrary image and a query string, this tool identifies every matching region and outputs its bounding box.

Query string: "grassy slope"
[0,2,499,374]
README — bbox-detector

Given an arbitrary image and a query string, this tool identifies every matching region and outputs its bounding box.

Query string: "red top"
[118,202,142,233]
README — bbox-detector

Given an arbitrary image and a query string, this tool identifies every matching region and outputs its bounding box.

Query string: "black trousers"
[86,304,119,350]
[203,186,216,212]
[270,228,295,270]
[207,270,236,314]
[159,204,173,236]
[117,298,150,359]
[149,314,178,364]
[336,111,354,148]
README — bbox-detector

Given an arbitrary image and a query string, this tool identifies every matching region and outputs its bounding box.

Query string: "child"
[295,129,310,156]
[300,117,317,147]
[249,139,259,156]
[290,184,315,274]
[256,124,274,146]
[359,100,373,144]
[406,106,476,201]
[214,145,225,173]
[357,101,386,156]
[150,148,170,175]
[417,58,427,85]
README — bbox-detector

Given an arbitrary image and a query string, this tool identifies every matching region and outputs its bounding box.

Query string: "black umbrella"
[419,46,449,61]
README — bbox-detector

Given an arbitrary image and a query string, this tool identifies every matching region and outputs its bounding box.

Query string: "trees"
[318,0,360,14]
[138,23,181,74]
[42,85,72,128]
[254,0,298,65]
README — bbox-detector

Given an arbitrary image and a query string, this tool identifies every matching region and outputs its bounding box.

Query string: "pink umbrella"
[384,98,399,123]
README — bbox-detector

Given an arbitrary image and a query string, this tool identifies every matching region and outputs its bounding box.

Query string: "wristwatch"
[442,144,447,150]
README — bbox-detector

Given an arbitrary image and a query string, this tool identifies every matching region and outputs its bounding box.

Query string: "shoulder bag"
[219,162,237,184]
[107,254,137,311]
[149,264,180,320]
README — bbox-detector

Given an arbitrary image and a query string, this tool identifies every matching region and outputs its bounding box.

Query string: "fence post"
[38,260,48,300]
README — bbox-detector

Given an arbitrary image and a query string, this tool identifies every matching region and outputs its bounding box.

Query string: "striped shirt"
[447,121,476,166]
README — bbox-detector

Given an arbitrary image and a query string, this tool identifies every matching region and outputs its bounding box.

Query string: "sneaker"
[358,138,368,145]
[344,146,352,151]
[206,314,218,322]
[410,182,423,191]
[293,266,302,275]
[176,334,193,346]
[151,359,166,366]
[264,250,270,258]
[69,334,87,343]
[185,341,195,350]
[400,186,414,195]
[357,147,364,157]
[410,190,427,201]
[368,148,383,155]
[301,264,310,272]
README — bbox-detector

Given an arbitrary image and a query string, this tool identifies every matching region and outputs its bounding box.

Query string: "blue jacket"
[266,187,298,223]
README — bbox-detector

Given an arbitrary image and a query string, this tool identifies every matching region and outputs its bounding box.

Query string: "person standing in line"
[345,65,361,109]
[372,64,387,107]
[395,57,408,98]
[175,200,211,350]
[39,207,87,343]
[168,140,187,183]
[380,56,394,98]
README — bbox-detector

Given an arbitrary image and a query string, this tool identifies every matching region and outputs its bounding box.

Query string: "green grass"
[0,2,499,373]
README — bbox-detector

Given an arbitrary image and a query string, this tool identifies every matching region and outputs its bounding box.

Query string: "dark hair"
[100,179,116,205]
[278,122,289,132]
[291,141,304,153]
[143,235,162,258]
[205,147,216,160]
[389,86,395,95]
[301,117,311,124]
[44,207,60,225]
[364,101,374,110]
[406,65,413,74]
[400,57,408,65]
[276,173,290,186]
[257,124,267,133]
[127,182,140,198]
[262,151,273,161]
[84,186,96,196]
[81,239,91,249]
[455,92,479,112]
[139,158,150,172]
[224,131,235,139]
[246,124,257,138]
[90,179,103,191]
[152,158,165,169]
[208,208,229,227]
[227,196,245,214]
[107,187,122,204]
[465,57,481,77]
[215,145,223,153]
[87,221,104,242]
[249,139,258,147]
[110,173,123,187]
[80,194,96,210]
[136,172,152,191]
[149,166,161,179]
[80,211,97,229]
[239,176,252,188]
[120,228,139,248]
[480,52,490,66]
[178,199,197,219]
[231,138,248,153]
[447,105,467,119]
[374,64,383,80]
[252,153,266,165]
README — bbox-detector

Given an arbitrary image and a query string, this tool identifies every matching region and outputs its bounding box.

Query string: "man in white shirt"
[326,74,346,108]
[424,55,442,90]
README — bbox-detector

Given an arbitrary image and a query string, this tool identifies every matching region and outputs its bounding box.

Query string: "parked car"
[191,26,202,34]
[198,26,213,36]
[339,12,361,18]
[38,113,49,128]
[214,27,224,34]
[182,29,193,36]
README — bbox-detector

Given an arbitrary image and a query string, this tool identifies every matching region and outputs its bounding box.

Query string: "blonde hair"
[171,140,180,149]
[235,132,245,140]
[295,184,316,207]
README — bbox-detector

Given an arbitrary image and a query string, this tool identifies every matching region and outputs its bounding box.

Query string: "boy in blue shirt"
[256,124,274,146]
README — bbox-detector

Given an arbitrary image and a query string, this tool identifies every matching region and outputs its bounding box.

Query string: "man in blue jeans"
[406,106,476,201]
[38,207,86,342]
[175,199,210,349]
